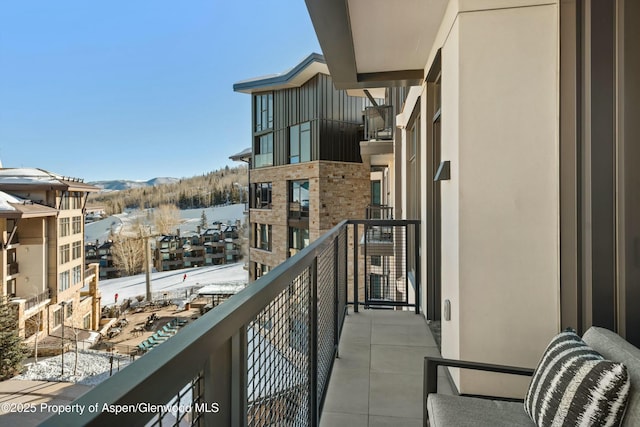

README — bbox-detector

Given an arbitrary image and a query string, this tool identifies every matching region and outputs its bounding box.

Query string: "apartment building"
[153,224,241,272]
[234,53,371,282]
[306,0,640,397]
[0,168,101,341]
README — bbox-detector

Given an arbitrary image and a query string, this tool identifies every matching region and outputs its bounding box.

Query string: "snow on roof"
[0,191,20,211]
[0,190,58,218]
[197,282,245,295]
[0,167,98,191]
[0,167,63,184]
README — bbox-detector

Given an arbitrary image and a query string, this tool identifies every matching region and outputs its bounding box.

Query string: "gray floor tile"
[371,323,437,347]
[371,310,426,326]
[320,411,369,427]
[322,365,370,415]
[371,344,439,375]
[369,372,423,419]
[333,343,370,372]
[369,415,423,426]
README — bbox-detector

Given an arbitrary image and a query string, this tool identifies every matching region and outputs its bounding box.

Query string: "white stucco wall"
[438,3,560,397]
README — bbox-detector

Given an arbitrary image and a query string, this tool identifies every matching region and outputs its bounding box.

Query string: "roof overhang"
[305,0,448,89]
[233,53,330,94]
[229,147,252,163]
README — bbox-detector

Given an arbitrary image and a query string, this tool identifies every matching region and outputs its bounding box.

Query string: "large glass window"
[53,309,62,327]
[254,223,272,251]
[289,180,309,218]
[72,241,82,259]
[289,122,311,164]
[254,133,273,168]
[289,227,309,256]
[254,93,273,132]
[370,273,390,300]
[72,216,82,234]
[60,192,70,210]
[59,270,70,291]
[251,183,272,209]
[72,265,82,285]
[60,244,70,264]
[59,218,70,237]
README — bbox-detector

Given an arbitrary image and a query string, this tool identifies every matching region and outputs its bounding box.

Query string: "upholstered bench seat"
[427,394,534,427]
[425,327,640,427]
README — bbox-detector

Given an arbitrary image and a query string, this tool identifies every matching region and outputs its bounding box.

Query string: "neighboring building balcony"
[366,204,394,220]
[6,262,19,276]
[47,219,421,426]
[364,105,394,141]
[254,153,274,168]
[24,289,51,313]
[289,201,310,219]
[361,105,394,161]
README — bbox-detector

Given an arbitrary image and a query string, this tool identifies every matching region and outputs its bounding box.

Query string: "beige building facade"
[0,168,101,345]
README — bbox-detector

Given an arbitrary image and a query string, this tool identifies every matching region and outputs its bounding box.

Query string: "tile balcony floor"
[320,308,453,427]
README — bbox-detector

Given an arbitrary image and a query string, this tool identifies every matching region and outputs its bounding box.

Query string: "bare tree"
[153,204,181,235]
[111,235,145,276]
[24,311,43,363]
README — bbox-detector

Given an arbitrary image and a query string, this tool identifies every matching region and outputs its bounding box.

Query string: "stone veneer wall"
[249,160,370,282]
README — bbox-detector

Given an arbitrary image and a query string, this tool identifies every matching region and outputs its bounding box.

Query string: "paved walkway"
[321,308,451,427]
[0,380,91,426]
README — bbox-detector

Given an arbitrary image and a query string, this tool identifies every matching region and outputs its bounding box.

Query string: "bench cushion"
[525,330,630,427]
[427,394,534,427]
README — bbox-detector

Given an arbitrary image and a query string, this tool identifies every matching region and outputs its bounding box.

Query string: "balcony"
[289,201,310,219]
[366,204,394,220]
[254,153,273,168]
[6,262,19,276]
[46,219,421,426]
[24,289,51,312]
[360,105,394,163]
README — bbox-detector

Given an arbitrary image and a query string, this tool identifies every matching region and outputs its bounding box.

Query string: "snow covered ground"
[16,349,132,386]
[96,262,247,307]
[18,263,248,386]
[85,203,246,244]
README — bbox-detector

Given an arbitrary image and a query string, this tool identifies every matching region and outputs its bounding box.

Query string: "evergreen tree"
[200,210,208,229]
[0,297,28,380]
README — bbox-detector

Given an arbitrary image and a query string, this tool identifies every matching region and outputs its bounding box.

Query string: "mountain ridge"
[90,177,180,192]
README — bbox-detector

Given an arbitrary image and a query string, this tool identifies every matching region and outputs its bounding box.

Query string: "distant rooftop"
[0,190,58,218]
[233,53,329,94]
[0,168,98,192]
[229,147,252,163]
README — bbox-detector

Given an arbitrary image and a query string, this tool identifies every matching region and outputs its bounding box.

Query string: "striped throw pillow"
[524,331,630,427]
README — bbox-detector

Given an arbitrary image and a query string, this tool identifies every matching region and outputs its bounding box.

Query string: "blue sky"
[0,1,321,182]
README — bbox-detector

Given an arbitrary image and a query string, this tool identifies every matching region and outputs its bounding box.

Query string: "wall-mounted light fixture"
[434,161,451,181]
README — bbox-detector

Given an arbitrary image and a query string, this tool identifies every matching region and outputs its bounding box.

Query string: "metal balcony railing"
[366,204,394,219]
[289,201,310,219]
[24,289,51,311]
[254,153,273,168]
[364,105,394,141]
[7,262,19,276]
[44,219,420,426]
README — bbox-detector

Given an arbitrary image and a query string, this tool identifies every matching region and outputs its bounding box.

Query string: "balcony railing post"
[415,222,421,315]
[352,224,359,313]
[364,224,370,309]
[333,236,339,357]
[205,328,247,426]
[309,258,319,426]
